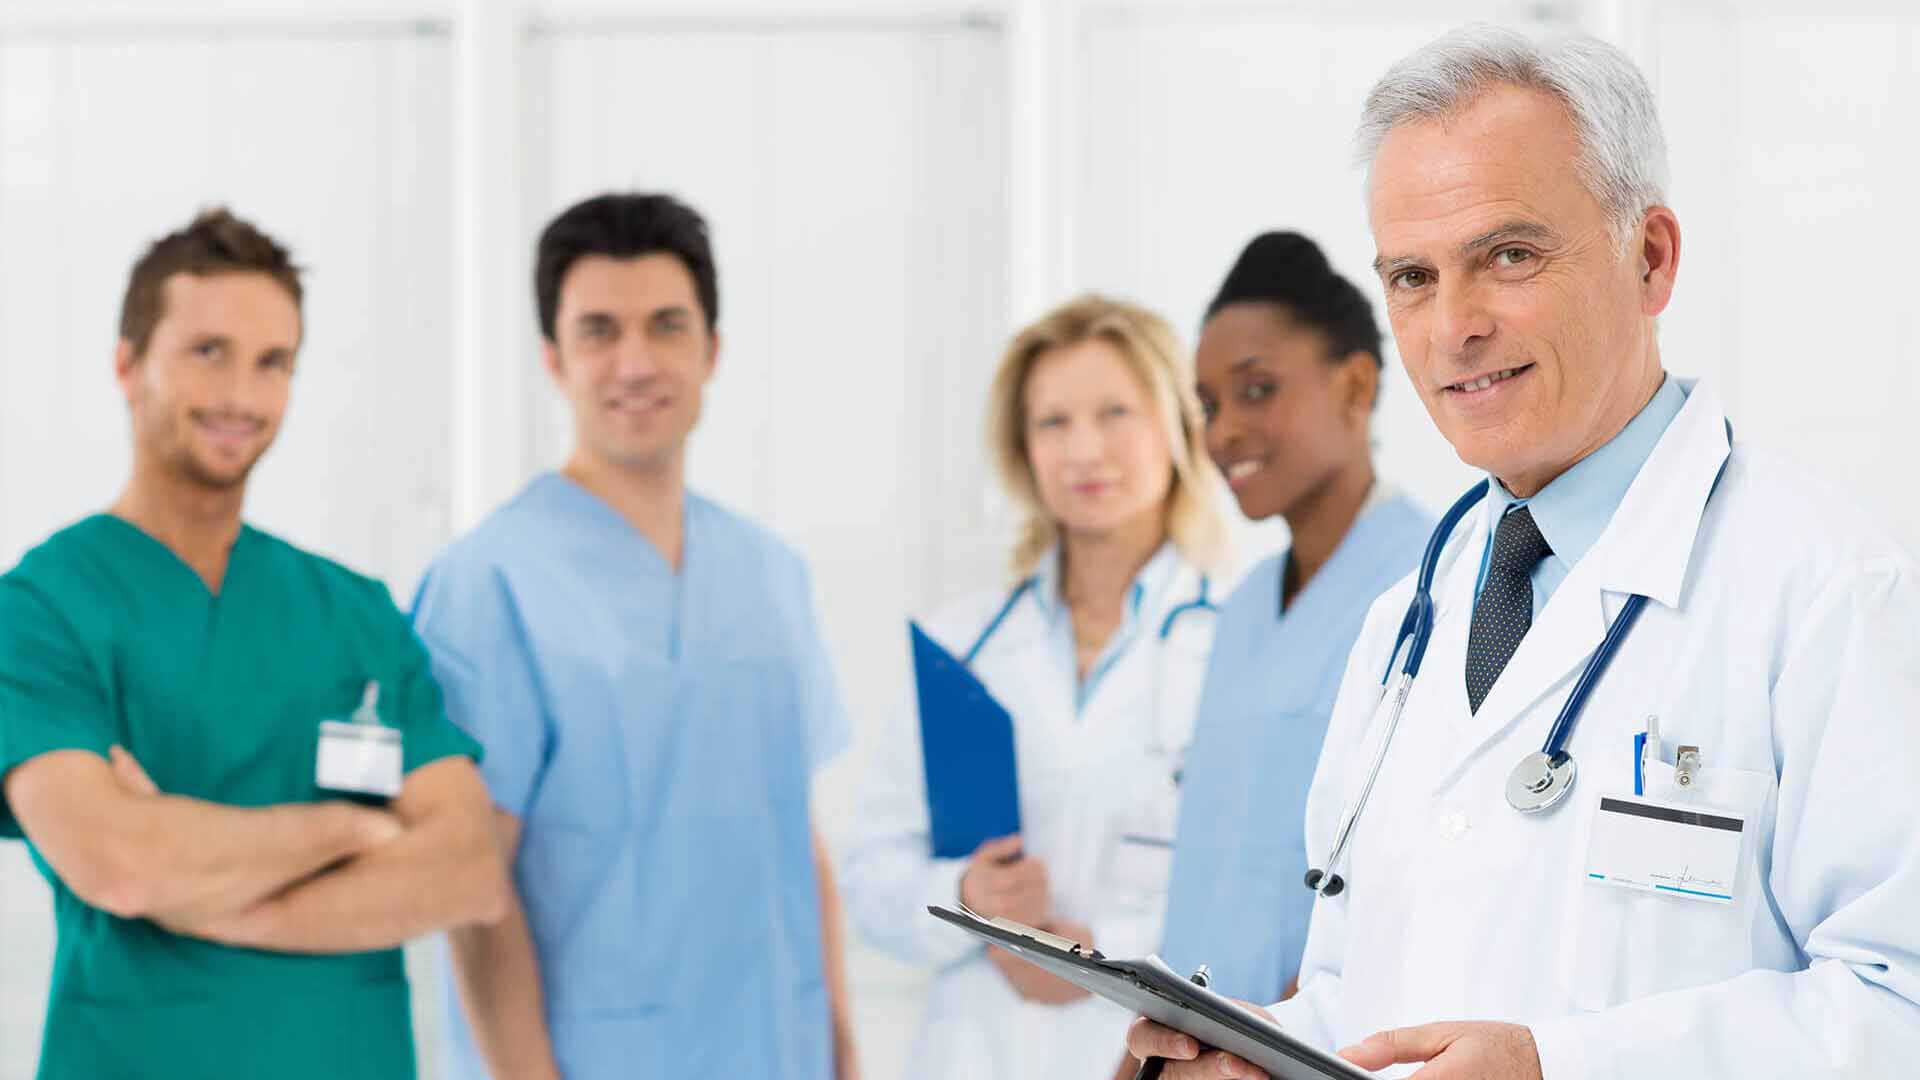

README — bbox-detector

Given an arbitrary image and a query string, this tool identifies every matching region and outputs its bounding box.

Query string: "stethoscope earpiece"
[1303,868,1343,897]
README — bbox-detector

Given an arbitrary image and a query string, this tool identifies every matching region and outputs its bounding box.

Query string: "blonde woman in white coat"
[843,294,1230,1080]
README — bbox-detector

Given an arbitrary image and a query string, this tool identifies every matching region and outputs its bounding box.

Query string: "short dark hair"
[119,207,303,355]
[1204,231,1383,368]
[534,192,719,341]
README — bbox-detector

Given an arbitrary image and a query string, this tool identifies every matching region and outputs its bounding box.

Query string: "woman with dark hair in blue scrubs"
[1150,232,1434,1015]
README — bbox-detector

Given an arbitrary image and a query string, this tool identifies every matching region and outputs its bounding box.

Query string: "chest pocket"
[1097,639,1210,908]
[1558,761,1776,1011]
[114,607,367,805]
[196,668,379,805]
[1099,768,1180,908]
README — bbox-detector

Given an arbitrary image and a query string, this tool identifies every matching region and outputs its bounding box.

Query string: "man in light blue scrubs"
[1153,233,1433,1014]
[412,193,857,1079]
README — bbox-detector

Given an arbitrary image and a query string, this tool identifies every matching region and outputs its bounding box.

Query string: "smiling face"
[116,271,300,491]
[1021,338,1175,539]
[544,252,718,475]
[1369,84,1677,496]
[1194,302,1375,522]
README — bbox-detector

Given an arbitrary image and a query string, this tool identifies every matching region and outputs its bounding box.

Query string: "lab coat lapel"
[1395,503,1486,786]
[1075,558,1198,722]
[983,601,1075,759]
[1451,379,1733,766]
[1460,547,1611,750]
[1590,379,1732,608]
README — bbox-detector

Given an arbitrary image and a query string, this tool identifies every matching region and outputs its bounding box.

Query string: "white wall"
[0,2,1915,1079]
[1069,0,1920,546]
[1072,0,1525,555]
[0,16,456,1074]
[1636,1,1920,546]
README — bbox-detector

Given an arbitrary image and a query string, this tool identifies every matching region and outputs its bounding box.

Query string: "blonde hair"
[986,293,1229,580]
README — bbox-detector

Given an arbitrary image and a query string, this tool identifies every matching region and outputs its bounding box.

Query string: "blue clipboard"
[910,621,1021,859]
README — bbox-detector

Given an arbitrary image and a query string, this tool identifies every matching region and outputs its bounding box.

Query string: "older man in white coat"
[1125,24,1920,1080]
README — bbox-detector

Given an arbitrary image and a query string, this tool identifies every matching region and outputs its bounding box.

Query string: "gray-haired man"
[1126,24,1920,1080]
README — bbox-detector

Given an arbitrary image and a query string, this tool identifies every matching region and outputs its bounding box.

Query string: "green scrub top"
[0,516,480,1080]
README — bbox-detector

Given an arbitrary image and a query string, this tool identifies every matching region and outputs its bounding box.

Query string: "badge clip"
[352,681,382,725]
[316,680,402,799]
[1675,744,1702,788]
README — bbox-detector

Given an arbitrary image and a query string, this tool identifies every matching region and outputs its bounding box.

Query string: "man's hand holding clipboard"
[1126,1004,1275,1079]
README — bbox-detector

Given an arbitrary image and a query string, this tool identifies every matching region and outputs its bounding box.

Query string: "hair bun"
[1212,231,1334,311]
[1203,230,1384,370]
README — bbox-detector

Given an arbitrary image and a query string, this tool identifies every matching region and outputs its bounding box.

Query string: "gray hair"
[1356,24,1669,249]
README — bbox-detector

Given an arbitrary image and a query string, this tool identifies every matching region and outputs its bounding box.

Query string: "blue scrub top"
[411,475,850,1080]
[1158,493,1433,1003]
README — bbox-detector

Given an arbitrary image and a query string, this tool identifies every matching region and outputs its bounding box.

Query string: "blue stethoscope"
[1306,425,1732,898]
[965,571,1218,775]
[962,574,1217,665]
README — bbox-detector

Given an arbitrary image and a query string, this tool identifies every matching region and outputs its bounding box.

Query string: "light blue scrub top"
[1476,375,1688,612]
[1158,493,1433,1002]
[411,474,850,1080]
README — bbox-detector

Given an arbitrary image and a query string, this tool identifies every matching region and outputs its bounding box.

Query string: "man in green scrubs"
[0,208,509,1080]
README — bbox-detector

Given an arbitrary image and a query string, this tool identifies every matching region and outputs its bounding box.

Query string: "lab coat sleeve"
[1529,556,1920,1080]
[1262,591,1407,1051]
[409,559,550,819]
[838,678,982,971]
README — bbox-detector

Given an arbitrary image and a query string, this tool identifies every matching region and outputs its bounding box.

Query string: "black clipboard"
[928,905,1373,1080]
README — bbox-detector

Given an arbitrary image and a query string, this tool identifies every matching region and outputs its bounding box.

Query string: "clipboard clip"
[955,902,1104,960]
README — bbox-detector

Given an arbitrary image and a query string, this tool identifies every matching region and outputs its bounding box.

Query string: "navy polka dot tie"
[1466,505,1553,714]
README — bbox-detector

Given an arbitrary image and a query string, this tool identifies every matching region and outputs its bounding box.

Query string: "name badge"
[1583,794,1745,906]
[315,681,402,798]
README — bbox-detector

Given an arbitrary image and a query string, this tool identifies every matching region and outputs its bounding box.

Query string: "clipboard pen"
[1133,965,1213,1079]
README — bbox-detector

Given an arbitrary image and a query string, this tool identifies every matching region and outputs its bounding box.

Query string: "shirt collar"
[1484,373,1688,569]
[1031,539,1182,629]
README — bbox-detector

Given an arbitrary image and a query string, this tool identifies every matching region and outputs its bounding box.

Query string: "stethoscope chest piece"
[1505,750,1577,814]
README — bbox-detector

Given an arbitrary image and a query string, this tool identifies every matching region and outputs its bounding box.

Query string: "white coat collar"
[1451,376,1731,732]
[1030,540,1186,628]
[1588,377,1731,608]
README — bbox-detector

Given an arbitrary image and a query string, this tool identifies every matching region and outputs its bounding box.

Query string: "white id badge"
[317,721,402,797]
[317,681,402,798]
[1584,794,1745,905]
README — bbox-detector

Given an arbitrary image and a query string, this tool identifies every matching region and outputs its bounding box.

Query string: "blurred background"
[0,0,1913,1075]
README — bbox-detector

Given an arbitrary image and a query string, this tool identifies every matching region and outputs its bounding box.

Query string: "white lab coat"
[842,545,1216,1080]
[1269,379,1920,1079]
